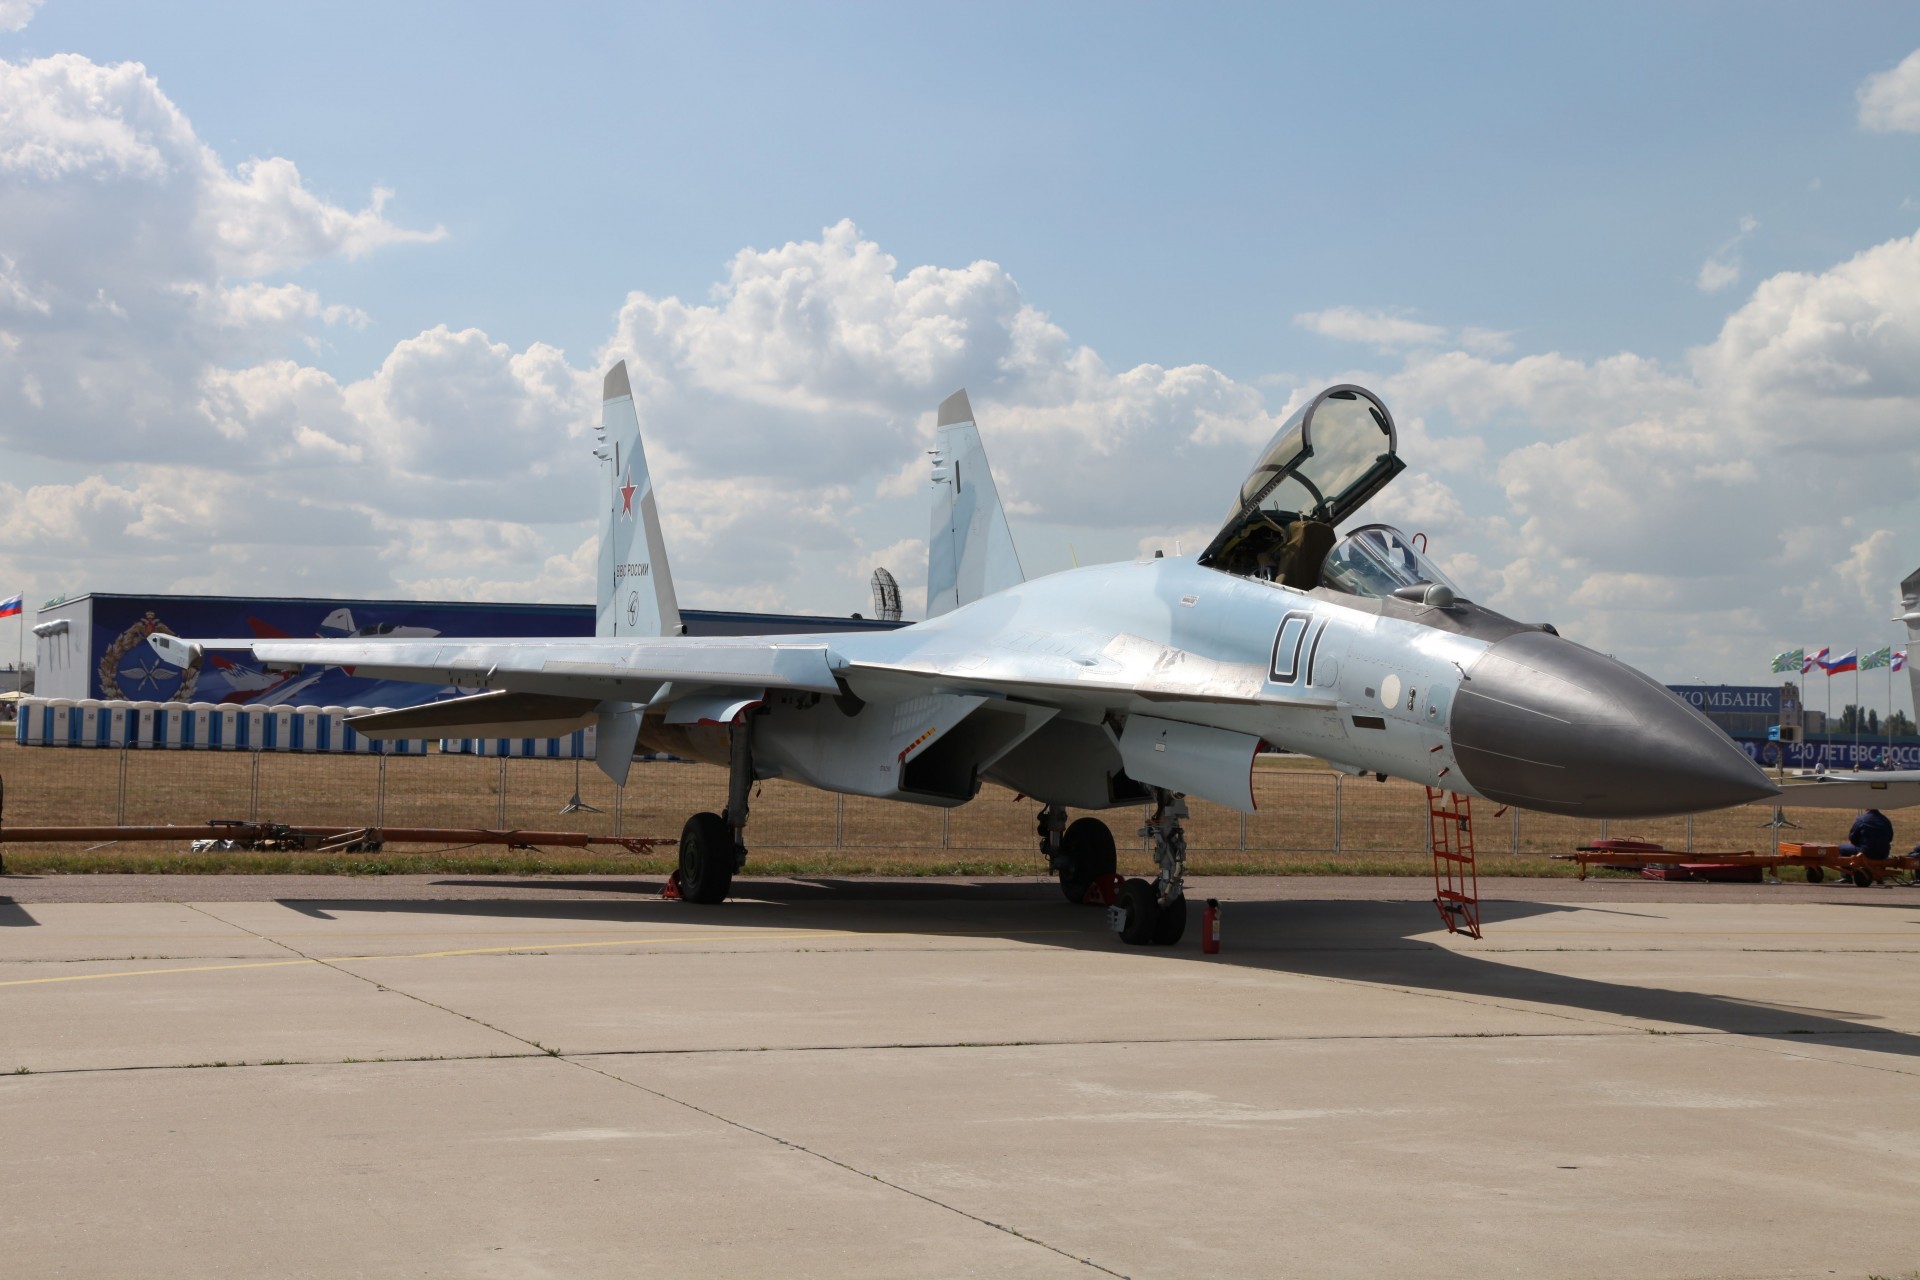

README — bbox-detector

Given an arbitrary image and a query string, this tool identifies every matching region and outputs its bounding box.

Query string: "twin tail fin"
[926,389,1024,617]
[597,361,684,640]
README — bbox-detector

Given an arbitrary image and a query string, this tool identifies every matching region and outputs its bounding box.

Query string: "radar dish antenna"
[870,567,902,622]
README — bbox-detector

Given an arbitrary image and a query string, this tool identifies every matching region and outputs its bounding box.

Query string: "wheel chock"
[661,869,684,901]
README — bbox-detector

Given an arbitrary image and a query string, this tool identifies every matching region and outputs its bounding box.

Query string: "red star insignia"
[619,466,638,518]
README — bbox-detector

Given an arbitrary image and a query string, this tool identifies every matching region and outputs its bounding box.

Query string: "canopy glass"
[1320,524,1460,600]
[1199,385,1403,582]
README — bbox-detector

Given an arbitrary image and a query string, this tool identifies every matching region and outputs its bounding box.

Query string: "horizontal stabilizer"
[345,691,599,742]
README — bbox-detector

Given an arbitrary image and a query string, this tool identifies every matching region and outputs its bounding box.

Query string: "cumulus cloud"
[598,219,1297,601]
[0,49,1299,619]
[1859,48,1920,133]
[1296,307,1517,361]
[1295,307,1448,350]
[1696,215,1757,293]
[1696,258,1740,293]
[1338,229,1920,676]
[0,0,41,34]
[0,41,1303,620]
[0,54,449,470]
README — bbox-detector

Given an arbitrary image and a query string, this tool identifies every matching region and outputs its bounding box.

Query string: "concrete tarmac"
[3,874,1918,1278]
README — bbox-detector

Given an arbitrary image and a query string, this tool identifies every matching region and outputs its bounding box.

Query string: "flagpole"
[1853,659,1860,765]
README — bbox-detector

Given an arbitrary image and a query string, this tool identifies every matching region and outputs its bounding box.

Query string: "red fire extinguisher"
[1201,898,1220,954]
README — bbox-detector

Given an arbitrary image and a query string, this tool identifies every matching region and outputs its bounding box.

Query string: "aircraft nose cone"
[1451,631,1780,818]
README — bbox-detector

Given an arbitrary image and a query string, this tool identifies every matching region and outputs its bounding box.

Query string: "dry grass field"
[0,737,1845,877]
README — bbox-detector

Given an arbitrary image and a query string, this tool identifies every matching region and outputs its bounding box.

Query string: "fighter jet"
[149,365,1777,944]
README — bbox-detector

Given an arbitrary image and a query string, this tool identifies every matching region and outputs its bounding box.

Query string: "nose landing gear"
[1110,790,1189,946]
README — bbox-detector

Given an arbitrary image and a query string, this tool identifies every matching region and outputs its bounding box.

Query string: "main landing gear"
[1114,790,1189,947]
[1038,792,1188,946]
[1040,804,1118,905]
[674,721,754,904]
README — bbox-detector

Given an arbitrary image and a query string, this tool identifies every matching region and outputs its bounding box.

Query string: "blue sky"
[2,0,1918,708]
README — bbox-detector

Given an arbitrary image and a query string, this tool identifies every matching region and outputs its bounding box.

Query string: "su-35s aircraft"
[150,365,1778,945]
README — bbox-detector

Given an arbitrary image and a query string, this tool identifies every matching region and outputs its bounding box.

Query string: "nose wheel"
[1109,790,1189,946]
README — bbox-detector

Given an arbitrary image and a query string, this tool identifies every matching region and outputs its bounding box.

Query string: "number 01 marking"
[1270,611,1315,683]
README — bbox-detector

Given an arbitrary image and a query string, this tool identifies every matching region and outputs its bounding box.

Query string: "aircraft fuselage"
[640,555,1773,821]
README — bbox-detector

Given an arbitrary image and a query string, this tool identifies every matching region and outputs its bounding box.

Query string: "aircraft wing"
[147,633,844,702]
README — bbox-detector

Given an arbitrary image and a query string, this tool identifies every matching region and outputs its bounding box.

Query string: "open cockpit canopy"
[1198,385,1404,584]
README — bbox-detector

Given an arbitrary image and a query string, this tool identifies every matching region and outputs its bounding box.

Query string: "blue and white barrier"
[441,727,598,759]
[12,698,426,753]
[435,731,683,763]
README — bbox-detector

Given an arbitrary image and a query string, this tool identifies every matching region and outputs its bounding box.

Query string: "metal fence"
[0,740,1807,856]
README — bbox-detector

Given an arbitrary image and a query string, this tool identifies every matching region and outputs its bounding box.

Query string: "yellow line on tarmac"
[0,927,1071,989]
[0,957,316,987]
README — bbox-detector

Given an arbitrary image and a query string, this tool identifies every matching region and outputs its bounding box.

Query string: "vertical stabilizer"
[597,361,684,640]
[926,389,1024,617]
[1900,565,1920,718]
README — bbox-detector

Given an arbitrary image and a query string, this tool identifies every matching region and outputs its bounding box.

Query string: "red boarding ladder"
[1426,786,1481,939]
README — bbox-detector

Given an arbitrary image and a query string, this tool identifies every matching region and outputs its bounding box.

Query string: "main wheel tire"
[1151,893,1187,946]
[678,811,736,904]
[1117,877,1159,946]
[1057,817,1118,904]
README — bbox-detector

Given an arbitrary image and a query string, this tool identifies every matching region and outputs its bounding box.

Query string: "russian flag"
[1821,649,1858,675]
[0,593,21,620]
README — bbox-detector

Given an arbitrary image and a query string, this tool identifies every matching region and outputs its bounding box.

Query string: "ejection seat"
[1278,518,1336,589]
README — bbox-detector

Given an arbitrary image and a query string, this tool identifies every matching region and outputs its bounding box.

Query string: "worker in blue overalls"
[1841,808,1893,864]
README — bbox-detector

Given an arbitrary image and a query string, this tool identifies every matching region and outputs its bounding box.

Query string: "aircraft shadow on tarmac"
[276,878,1920,1061]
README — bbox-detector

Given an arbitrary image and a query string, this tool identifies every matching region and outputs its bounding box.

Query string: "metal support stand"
[559,758,602,815]
[1139,789,1190,906]
[1759,804,1799,883]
